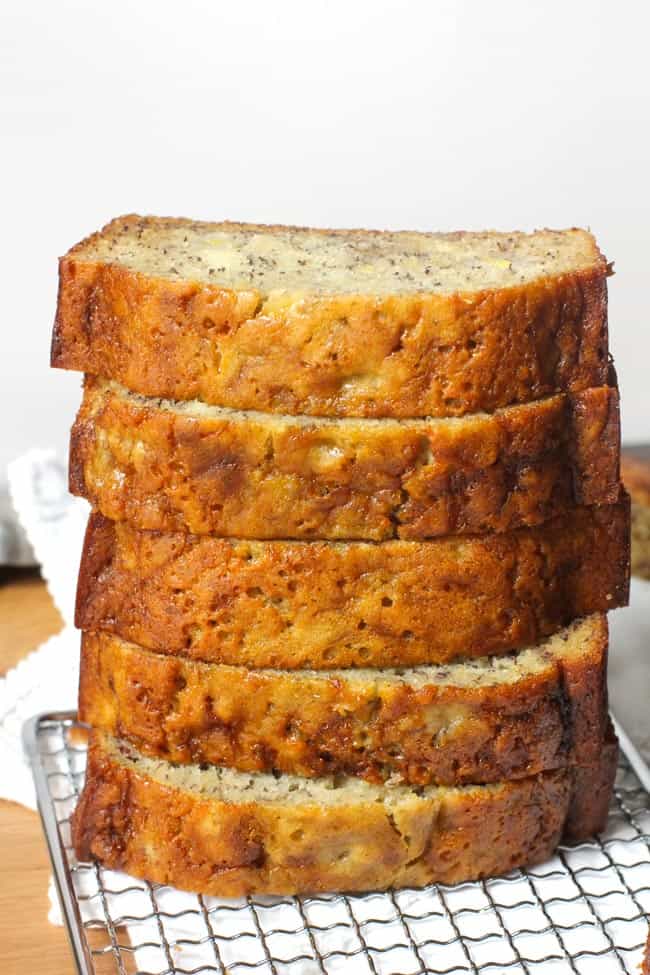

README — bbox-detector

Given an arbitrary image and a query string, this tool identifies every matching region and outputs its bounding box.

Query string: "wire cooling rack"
[24,711,650,975]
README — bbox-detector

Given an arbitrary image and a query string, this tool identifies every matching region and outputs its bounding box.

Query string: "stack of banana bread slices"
[51,217,630,896]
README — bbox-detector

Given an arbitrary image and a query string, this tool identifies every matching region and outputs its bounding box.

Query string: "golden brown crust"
[52,219,609,419]
[78,621,609,786]
[75,506,630,669]
[71,730,617,897]
[69,381,621,541]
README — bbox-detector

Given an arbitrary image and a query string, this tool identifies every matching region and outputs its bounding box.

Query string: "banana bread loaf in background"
[622,446,650,578]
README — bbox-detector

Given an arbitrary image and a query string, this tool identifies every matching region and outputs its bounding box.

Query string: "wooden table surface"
[0,569,76,974]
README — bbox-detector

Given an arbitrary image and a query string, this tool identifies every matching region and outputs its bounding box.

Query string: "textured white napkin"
[3,448,650,973]
[2,451,89,809]
[0,483,35,566]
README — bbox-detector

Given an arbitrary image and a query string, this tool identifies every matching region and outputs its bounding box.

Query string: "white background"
[1,0,649,474]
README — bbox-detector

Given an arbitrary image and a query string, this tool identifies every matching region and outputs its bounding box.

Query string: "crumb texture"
[68,218,604,295]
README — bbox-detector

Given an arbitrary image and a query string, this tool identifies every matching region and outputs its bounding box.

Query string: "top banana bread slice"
[52,216,609,418]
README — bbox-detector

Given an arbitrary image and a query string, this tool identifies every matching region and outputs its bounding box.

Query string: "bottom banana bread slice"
[79,616,609,786]
[73,729,617,897]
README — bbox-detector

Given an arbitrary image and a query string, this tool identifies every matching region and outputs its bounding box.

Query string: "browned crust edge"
[75,505,630,669]
[52,216,609,419]
[78,621,609,786]
[71,727,617,897]
[68,381,621,541]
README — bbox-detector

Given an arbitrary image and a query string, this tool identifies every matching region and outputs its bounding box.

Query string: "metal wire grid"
[24,711,650,975]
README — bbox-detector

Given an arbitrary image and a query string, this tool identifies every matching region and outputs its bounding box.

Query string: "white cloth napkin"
[0,482,35,566]
[3,448,650,973]
[2,450,89,809]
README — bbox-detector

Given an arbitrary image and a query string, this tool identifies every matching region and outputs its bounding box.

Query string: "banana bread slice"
[52,217,610,418]
[621,447,650,579]
[70,379,620,541]
[72,728,618,897]
[79,616,608,786]
[76,506,629,669]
